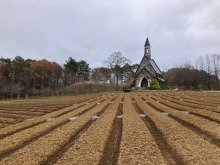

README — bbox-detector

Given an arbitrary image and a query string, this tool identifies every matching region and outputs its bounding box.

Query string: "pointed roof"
[149,59,162,74]
[144,37,150,47]
[135,55,161,76]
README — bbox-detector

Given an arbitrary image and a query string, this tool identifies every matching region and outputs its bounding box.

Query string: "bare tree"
[195,56,204,71]
[90,67,111,82]
[204,54,211,75]
[210,54,220,89]
[104,51,131,90]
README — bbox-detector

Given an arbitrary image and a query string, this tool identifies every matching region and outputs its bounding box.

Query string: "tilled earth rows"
[0,91,220,164]
[0,94,101,128]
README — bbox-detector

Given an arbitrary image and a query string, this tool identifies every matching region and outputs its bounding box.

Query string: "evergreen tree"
[150,79,160,90]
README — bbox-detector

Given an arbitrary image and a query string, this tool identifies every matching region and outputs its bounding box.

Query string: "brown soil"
[0,92,220,164]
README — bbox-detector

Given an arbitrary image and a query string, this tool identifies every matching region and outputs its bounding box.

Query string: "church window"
[146,48,149,53]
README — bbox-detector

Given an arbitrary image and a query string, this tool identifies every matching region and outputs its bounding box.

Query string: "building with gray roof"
[128,37,163,89]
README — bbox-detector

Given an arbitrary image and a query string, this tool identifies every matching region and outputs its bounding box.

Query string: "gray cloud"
[0,0,220,70]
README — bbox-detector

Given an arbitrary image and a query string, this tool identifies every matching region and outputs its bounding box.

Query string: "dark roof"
[144,37,150,47]
[135,54,162,76]
[149,59,162,74]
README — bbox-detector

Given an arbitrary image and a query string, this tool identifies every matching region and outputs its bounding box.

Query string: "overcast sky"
[0,0,220,71]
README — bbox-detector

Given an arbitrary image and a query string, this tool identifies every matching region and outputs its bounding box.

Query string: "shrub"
[150,79,161,90]
[61,81,119,95]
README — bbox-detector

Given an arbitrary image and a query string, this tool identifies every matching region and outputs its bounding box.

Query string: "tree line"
[0,56,90,99]
[0,52,219,99]
[163,54,220,90]
[0,52,138,99]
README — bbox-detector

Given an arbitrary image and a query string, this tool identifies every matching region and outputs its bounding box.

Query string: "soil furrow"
[118,95,166,164]
[0,120,68,161]
[52,96,119,165]
[95,98,116,116]
[158,94,216,111]
[153,95,220,124]
[0,117,17,123]
[162,93,220,105]
[0,99,99,140]
[132,98,184,165]
[2,110,35,114]
[0,102,99,159]
[179,96,218,107]
[135,95,220,164]
[0,110,44,116]
[0,120,69,160]
[0,121,45,139]
[189,112,220,124]
[0,95,100,127]
[144,96,220,148]
[0,113,33,119]
[144,97,220,124]
[152,94,220,124]
[98,102,123,165]
[1,92,220,164]
[169,114,220,148]
[40,120,94,165]
[40,100,115,165]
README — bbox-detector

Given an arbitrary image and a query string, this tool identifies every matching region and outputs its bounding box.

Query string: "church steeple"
[144,38,150,46]
[144,37,151,59]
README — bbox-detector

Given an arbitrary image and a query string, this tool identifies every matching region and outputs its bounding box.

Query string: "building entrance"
[141,77,148,88]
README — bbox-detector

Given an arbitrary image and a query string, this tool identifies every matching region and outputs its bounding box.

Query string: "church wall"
[132,37,162,89]
[137,60,156,76]
[135,71,153,87]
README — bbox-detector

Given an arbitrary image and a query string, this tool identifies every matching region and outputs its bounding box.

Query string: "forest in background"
[0,52,219,99]
[163,54,220,90]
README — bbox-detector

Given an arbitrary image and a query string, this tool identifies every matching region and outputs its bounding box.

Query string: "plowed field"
[0,91,220,164]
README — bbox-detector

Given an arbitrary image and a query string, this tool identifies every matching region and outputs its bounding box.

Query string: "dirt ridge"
[145,96,220,148]
[0,99,99,140]
[0,101,101,160]
[41,99,115,165]
[98,100,123,165]
[132,97,184,165]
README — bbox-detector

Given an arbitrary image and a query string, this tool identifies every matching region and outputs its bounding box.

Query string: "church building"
[129,37,163,89]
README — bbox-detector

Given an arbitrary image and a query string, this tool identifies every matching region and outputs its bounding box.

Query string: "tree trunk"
[25,92,28,99]
[116,76,119,91]
[215,76,219,89]
[17,93,20,100]
[10,92,13,100]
